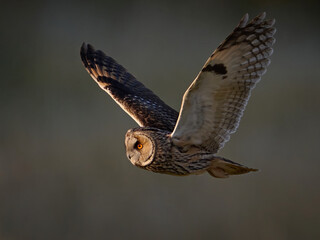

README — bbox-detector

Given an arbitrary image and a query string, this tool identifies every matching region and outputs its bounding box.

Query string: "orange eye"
[136,143,143,150]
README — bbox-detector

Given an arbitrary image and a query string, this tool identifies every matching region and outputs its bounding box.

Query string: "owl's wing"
[171,13,276,153]
[81,43,179,131]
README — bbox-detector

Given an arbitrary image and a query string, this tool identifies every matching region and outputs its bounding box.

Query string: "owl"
[80,13,276,178]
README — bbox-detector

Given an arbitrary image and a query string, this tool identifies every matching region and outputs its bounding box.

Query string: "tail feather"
[207,156,257,178]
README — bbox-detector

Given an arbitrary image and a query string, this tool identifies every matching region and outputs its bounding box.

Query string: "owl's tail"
[207,156,258,178]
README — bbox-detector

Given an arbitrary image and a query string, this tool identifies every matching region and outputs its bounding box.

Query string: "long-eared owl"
[80,13,276,178]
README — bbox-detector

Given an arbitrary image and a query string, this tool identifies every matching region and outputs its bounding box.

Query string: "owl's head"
[125,127,170,168]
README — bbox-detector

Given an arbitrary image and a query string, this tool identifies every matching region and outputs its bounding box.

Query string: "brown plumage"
[80,13,276,178]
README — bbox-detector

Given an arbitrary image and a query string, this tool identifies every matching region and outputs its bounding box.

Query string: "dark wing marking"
[171,13,276,153]
[80,43,178,131]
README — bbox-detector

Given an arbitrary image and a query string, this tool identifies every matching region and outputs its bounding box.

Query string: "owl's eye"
[135,142,143,150]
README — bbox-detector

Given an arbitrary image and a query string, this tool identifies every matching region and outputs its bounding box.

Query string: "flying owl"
[80,13,276,178]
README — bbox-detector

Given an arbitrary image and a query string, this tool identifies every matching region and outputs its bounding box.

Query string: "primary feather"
[171,12,276,153]
[80,43,178,131]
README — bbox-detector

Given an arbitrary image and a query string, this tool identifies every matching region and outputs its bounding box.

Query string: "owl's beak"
[127,153,137,165]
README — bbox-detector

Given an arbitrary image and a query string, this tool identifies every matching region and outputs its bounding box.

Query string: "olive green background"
[1,0,320,239]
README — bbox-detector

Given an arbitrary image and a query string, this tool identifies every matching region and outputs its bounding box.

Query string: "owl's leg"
[207,156,258,178]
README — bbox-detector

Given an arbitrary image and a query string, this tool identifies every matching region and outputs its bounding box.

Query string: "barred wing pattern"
[171,13,276,153]
[80,43,178,132]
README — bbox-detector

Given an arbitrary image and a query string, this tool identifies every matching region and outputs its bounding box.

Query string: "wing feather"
[80,43,178,131]
[171,13,276,153]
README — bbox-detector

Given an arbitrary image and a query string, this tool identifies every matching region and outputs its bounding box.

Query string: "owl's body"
[81,13,276,178]
[125,127,254,178]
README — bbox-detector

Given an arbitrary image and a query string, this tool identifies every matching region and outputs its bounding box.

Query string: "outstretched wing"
[171,13,276,153]
[80,43,178,131]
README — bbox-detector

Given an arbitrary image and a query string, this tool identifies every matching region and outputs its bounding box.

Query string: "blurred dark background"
[1,0,320,239]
